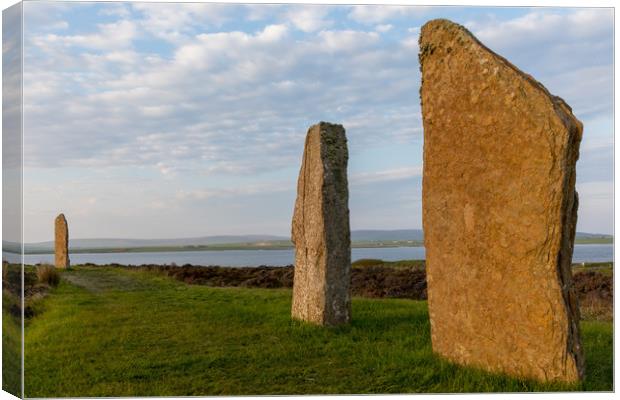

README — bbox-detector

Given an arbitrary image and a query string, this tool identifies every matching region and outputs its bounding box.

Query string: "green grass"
[574,237,613,245]
[572,262,613,276]
[23,266,612,396]
[2,292,22,397]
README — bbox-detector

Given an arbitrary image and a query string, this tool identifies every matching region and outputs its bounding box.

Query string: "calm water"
[6,244,613,267]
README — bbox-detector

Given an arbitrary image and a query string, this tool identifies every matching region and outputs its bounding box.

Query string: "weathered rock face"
[55,214,70,269]
[419,19,584,382]
[291,122,351,326]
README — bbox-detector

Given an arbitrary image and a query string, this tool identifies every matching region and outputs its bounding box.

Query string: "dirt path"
[61,267,162,294]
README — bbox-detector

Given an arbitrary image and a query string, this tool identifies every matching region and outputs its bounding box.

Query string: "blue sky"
[16,2,613,242]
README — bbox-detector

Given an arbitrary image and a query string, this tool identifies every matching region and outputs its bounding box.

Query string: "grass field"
[574,237,614,245]
[2,294,22,397]
[572,262,613,276]
[21,266,612,396]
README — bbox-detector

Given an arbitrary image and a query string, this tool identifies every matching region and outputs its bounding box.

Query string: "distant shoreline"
[17,241,424,255]
[5,237,613,255]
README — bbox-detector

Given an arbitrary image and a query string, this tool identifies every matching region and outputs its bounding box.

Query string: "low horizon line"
[5,228,615,246]
[16,228,426,244]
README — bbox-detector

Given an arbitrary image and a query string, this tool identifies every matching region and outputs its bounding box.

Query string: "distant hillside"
[351,229,424,241]
[349,230,611,243]
[11,230,424,253]
[2,230,612,254]
[17,235,289,253]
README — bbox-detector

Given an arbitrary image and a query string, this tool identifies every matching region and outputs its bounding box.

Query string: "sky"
[8,2,614,242]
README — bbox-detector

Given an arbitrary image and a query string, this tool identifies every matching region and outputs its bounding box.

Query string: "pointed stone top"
[421,18,468,33]
[419,18,581,140]
[419,19,529,82]
[311,121,345,131]
[55,213,66,222]
[308,122,346,145]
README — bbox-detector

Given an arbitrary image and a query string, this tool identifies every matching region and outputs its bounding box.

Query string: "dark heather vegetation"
[36,265,61,287]
[6,260,611,396]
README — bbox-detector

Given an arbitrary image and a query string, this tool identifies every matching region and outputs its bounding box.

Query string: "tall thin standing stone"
[419,19,583,382]
[55,213,70,269]
[291,122,351,326]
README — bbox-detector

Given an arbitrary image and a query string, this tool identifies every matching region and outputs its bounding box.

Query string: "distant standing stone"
[55,213,70,269]
[291,122,351,326]
[420,19,584,382]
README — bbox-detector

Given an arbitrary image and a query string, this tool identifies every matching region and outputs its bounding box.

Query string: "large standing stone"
[291,122,351,326]
[55,213,70,269]
[419,19,583,382]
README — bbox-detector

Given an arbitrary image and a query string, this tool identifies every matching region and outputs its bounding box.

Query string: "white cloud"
[23,7,422,175]
[317,30,379,53]
[24,6,612,177]
[23,1,76,32]
[257,24,289,42]
[245,4,283,22]
[141,105,174,118]
[375,24,393,33]
[48,20,69,30]
[131,3,234,44]
[155,162,177,177]
[401,36,419,50]
[98,3,131,18]
[348,5,424,24]
[286,5,332,32]
[34,20,138,50]
[466,9,613,54]
[19,5,613,239]
[177,182,291,202]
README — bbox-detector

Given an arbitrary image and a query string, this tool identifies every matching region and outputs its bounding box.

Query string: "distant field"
[572,262,613,276]
[16,236,612,255]
[21,240,426,254]
[16,265,613,396]
[574,237,613,245]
